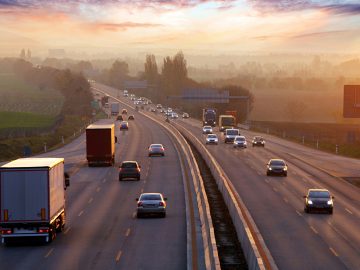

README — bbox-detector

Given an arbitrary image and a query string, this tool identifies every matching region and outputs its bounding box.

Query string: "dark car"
[120,121,129,130]
[266,159,287,176]
[304,189,334,214]
[122,109,128,114]
[252,136,265,147]
[119,161,141,181]
[128,115,135,120]
[116,115,124,121]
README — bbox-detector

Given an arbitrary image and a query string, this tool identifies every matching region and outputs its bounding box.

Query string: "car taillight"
[161,148,164,151]
[119,168,123,172]
[137,202,143,207]
[1,228,12,234]
[159,202,165,206]
[137,168,141,172]
[38,227,50,233]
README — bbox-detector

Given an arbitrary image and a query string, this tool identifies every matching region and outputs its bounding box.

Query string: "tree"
[144,54,158,84]
[108,60,129,88]
[27,49,32,59]
[20,49,26,59]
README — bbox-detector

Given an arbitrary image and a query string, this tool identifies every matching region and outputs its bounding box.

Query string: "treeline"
[0,58,93,119]
[94,52,253,122]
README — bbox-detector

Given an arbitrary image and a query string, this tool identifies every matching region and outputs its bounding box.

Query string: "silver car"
[206,134,218,145]
[233,136,247,148]
[148,144,165,156]
[136,193,167,218]
[202,126,213,134]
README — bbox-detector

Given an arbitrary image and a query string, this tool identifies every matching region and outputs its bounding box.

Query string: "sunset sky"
[0,0,359,57]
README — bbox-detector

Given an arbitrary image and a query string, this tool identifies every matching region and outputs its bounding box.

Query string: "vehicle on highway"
[0,158,70,244]
[171,112,179,119]
[202,125,213,134]
[148,144,165,156]
[86,124,116,166]
[266,159,288,176]
[120,121,129,130]
[111,102,120,116]
[128,115,135,120]
[304,189,334,214]
[123,90,128,96]
[182,112,190,118]
[224,128,240,143]
[203,108,216,126]
[119,161,141,181]
[156,104,162,109]
[122,109,128,114]
[252,136,265,147]
[233,135,247,148]
[136,193,167,218]
[206,134,218,145]
[219,114,236,132]
[160,109,165,113]
[116,115,124,121]
[150,108,156,112]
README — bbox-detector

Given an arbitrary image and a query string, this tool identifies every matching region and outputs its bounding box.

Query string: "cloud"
[91,22,162,32]
[249,0,360,15]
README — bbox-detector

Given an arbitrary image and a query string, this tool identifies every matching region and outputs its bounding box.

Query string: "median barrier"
[174,122,278,270]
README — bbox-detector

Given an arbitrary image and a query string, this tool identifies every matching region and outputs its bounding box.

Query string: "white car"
[206,134,218,145]
[171,112,179,119]
[136,193,167,218]
[182,113,189,118]
[233,136,247,148]
[202,126,213,134]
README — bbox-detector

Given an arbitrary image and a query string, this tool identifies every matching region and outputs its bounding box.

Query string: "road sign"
[343,85,360,118]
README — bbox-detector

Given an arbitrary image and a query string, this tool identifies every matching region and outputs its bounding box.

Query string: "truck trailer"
[86,124,115,166]
[202,108,216,127]
[0,158,70,244]
[219,115,236,132]
[111,102,120,116]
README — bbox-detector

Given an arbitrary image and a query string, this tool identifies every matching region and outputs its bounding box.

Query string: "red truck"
[86,124,116,166]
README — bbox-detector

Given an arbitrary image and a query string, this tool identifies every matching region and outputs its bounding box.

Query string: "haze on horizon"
[0,0,360,58]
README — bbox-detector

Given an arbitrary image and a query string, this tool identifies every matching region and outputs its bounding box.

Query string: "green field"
[0,73,63,115]
[0,111,55,129]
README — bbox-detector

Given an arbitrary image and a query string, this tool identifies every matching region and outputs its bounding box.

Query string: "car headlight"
[327,200,333,205]
[283,167,287,171]
[268,168,272,170]
[308,200,313,205]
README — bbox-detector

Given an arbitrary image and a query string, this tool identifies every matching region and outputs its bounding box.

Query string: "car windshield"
[121,163,137,168]
[254,137,263,141]
[141,194,161,200]
[236,137,245,141]
[151,144,163,148]
[227,130,239,135]
[309,191,330,198]
[208,135,217,138]
[204,126,211,129]
[270,160,285,166]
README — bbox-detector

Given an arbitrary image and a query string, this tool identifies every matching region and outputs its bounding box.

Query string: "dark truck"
[0,158,70,244]
[202,108,216,127]
[86,124,116,166]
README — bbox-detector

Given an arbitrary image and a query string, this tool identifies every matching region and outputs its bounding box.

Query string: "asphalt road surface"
[0,104,187,270]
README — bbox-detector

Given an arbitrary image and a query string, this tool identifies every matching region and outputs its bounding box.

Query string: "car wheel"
[266,172,270,176]
[304,207,309,213]
[162,154,165,156]
[137,176,140,181]
[136,213,142,218]
[119,177,122,181]
[284,172,287,177]
[161,212,166,218]
[329,209,333,215]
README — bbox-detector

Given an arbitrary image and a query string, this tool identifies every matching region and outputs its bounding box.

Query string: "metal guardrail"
[92,85,221,270]
[173,122,278,270]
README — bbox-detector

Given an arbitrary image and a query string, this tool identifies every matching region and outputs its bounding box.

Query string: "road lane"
[0,103,187,269]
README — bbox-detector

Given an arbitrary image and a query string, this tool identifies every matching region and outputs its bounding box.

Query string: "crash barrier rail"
[92,85,220,270]
[173,122,278,270]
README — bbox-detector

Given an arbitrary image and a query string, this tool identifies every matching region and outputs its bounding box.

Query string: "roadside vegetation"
[0,58,94,161]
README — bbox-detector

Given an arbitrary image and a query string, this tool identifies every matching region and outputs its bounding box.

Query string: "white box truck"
[0,158,70,244]
[111,102,120,116]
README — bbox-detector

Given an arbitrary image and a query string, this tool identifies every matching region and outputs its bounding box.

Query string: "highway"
[102,82,360,270]
[0,103,188,269]
[175,118,360,270]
